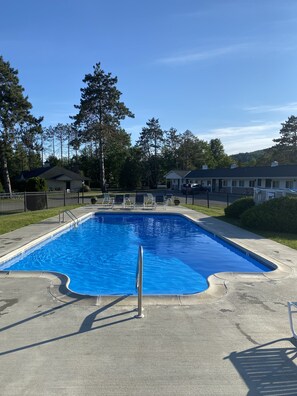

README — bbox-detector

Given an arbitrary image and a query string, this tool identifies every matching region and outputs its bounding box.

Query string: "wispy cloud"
[245,102,297,114]
[156,44,247,65]
[197,122,280,154]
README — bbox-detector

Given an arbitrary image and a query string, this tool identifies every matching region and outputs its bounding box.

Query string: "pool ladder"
[59,210,79,227]
[135,245,144,318]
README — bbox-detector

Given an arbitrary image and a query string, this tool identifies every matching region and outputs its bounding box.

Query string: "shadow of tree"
[225,338,297,395]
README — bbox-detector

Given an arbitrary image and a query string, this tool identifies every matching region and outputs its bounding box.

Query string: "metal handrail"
[59,210,79,227]
[135,245,144,318]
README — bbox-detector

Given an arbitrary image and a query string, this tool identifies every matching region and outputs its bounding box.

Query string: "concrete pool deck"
[0,205,297,395]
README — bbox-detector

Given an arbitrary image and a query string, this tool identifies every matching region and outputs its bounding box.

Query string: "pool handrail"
[135,245,144,318]
[59,210,79,227]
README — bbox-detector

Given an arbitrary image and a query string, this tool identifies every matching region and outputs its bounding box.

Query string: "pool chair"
[134,193,146,208]
[155,195,167,208]
[144,193,156,209]
[124,194,134,209]
[112,194,125,209]
[288,302,297,339]
[102,193,113,208]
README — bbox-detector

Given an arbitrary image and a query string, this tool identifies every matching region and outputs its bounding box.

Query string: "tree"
[136,118,164,187]
[273,116,297,163]
[161,127,181,170]
[177,130,211,170]
[72,63,134,191]
[119,147,143,189]
[209,138,232,168]
[0,56,42,195]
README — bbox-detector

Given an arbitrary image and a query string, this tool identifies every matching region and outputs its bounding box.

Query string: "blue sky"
[1,0,297,154]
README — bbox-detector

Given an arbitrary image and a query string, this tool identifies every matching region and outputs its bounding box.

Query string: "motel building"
[165,162,297,201]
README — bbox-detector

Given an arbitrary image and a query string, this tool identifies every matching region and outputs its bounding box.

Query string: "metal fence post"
[207,191,210,208]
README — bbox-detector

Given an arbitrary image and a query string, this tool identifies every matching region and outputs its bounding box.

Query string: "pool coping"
[0,206,296,305]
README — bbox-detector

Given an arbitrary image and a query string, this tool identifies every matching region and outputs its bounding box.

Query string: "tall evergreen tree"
[0,56,42,195]
[136,118,164,187]
[72,63,134,191]
[273,115,297,163]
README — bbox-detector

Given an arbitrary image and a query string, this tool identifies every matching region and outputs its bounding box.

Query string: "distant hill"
[230,148,273,165]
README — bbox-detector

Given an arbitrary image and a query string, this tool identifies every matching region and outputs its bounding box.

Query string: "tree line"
[0,55,296,194]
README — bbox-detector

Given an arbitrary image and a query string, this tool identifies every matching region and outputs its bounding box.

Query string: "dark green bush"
[224,197,255,218]
[241,196,297,233]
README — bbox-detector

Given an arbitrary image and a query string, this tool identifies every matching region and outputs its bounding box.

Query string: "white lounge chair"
[124,194,134,209]
[102,193,113,208]
[112,194,125,208]
[288,302,297,338]
[144,193,156,209]
[135,194,146,208]
[155,195,167,208]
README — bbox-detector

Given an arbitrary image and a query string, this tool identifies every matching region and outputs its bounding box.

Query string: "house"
[18,165,89,192]
[165,162,297,195]
[164,170,190,190]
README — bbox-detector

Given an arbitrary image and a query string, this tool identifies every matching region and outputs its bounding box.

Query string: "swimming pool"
[1,213,271,296]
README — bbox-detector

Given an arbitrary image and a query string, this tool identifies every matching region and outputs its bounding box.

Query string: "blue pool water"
[1,213,270,295]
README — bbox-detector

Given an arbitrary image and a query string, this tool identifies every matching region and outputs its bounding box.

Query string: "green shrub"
[224,197,255,218]
[241,196,297,233]
[26,177,47,192]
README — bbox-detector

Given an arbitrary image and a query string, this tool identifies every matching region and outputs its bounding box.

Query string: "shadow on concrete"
[0,295,136,356]
[225,338,297,395]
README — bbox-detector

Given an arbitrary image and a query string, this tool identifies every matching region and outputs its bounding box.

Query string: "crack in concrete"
[235,323,259,345]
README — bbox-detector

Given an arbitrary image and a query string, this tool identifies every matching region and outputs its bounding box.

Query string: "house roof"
[187,164,297,179]
[19,166,90,181]
[164,170,190,178]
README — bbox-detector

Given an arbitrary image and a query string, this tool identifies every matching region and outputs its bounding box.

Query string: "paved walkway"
[1,205,297,395]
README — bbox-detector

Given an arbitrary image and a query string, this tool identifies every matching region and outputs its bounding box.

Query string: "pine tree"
[72,63,134,191]
[0,56,42,195]
[273,116,297,163]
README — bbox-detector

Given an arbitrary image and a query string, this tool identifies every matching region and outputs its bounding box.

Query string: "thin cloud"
[157,44,247,65]
[197,122,280,154]
[245,102,297,114]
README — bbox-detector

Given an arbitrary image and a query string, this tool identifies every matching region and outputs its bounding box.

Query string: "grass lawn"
[183,204,297,250]
[0,205,82,235]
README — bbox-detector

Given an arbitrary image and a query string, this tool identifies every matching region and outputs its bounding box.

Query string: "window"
[272,180,279,188]
[238,180,244,187]
[232,180,237,187]
[222,180,227,187]
[249,180,255,187]
[257,179,262,187]
[265,179,272,188]
[286,180,293,189]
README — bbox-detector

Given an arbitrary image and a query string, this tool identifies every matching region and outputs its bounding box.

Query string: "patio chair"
[155,195,167,208]
[134,193,146,208]
[102,193,113,207]
[288,302,297,338]
[112,194,125,209]
[124,194,134,209]
[144,193,156,209]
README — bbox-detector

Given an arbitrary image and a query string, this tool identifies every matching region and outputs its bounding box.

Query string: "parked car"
[181,183,198,194]
[192,184,211,194]
[182,183,210,194]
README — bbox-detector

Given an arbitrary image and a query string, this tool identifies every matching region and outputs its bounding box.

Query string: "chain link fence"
[0,191,82,214]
